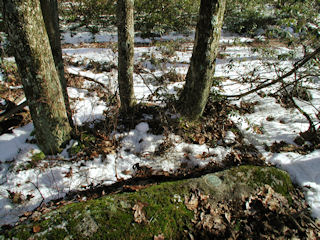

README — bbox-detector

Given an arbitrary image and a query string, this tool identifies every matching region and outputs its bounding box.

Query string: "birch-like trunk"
[3,0,72,154]
[117,0,135,114]
[178,0,226,120]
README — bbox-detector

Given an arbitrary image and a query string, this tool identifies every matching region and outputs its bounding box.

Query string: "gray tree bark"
[117,0,135,114]
[40,0,74,127]
[178,0,226,120]
[3,0,72,154]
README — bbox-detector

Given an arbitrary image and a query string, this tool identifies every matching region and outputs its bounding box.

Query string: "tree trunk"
[117,0,135,114]
[40,0,74,127]
[178,0,226,120]
[3,0,72,154]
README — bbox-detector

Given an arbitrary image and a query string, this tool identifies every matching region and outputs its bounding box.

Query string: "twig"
[68,72,112,92]
[284,85,317,133]
[0,100,28,122]
[224,46,320,99]
[29,181,45,207]
[136,71,154,95]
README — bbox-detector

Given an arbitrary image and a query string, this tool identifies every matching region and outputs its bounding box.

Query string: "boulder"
[2,165,315,239]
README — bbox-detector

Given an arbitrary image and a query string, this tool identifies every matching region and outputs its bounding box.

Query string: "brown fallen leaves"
[7,190,24,204]
[185,189,230,238]
[32,225,41,233]
[132,201,149,224]
[7,190,34,204]
[185,185,320,239]
[245,185,288,214]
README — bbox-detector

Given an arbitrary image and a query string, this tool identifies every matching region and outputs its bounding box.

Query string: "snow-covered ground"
[0,31,319,226]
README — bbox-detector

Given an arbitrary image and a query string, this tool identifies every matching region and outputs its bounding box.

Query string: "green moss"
[15,151,47,170]
[31,152,45,162]
[68,132,97,156]
[227,165,294,202]
[2,166,295,239]
[80,132,96,143]
[3,180,193,239]
[68,142,85,155]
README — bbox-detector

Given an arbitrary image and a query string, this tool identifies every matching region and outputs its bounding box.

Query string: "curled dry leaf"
[31,211,42,222]
[33,225,41,233]
[184,193,199,211]
[132,202,148,224]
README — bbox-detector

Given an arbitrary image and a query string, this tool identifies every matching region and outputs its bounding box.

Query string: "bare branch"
[224,46,320,99]
[0,100,27,122]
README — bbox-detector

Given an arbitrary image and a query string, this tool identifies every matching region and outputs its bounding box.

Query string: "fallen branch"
[0,99,27,122]
[281,80,317,133]
[67,72,111,91]
[224,46,320,99]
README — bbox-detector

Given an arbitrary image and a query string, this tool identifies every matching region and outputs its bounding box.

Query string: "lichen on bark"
[40,0,74,128]
[117,0,136,114]
[2,0,72,154]
[178,0,226,120]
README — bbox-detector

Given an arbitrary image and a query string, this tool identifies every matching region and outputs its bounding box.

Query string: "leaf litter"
[0,31,320,236]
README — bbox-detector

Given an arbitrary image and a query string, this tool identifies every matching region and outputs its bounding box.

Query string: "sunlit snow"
[0,31,319,226]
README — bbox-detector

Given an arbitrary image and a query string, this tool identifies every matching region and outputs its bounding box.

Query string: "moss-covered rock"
[0,166,295,239]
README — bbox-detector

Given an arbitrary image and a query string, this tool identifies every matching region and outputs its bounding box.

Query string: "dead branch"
[0,99,27,122]
[281,80,317,133]
[224,46,320,99]
[68,72,111,91]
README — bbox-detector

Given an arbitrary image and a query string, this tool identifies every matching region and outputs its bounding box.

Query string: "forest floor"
[0,30,320,237]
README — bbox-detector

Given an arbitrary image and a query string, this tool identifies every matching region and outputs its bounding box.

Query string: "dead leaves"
[245,185,288,214]
[267,140,308,154]
[132,163,154,177]
[241,185,320,239]
[185,185,320,239]
[7,190,33,204]
[98,139,116,155]
[185,189,230,237]
[195,152,217,160]
[32,225,41,233]
[132,201,148,224]
[7,190,24,204]
[184,192,199,211]
[63,167,73,178]
[172,100,238,148]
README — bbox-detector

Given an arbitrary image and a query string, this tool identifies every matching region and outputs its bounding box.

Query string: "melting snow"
[0,31,320,226]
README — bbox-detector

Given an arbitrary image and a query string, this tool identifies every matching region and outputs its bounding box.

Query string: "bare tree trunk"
[40,0,74,127]
[117,0,135,114]
[3,0,72,154]
[178,0,226,120]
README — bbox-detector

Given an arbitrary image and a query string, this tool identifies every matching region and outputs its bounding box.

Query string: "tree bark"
[178,0,226,120]
[117,0,135,114]
[40,0,74,127]
[3,0,72,154]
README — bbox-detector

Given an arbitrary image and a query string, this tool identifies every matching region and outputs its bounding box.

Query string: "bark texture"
[178,0,226,120]
[3,0,72,154]
[40,0,73,127]
[117,0,135,113]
